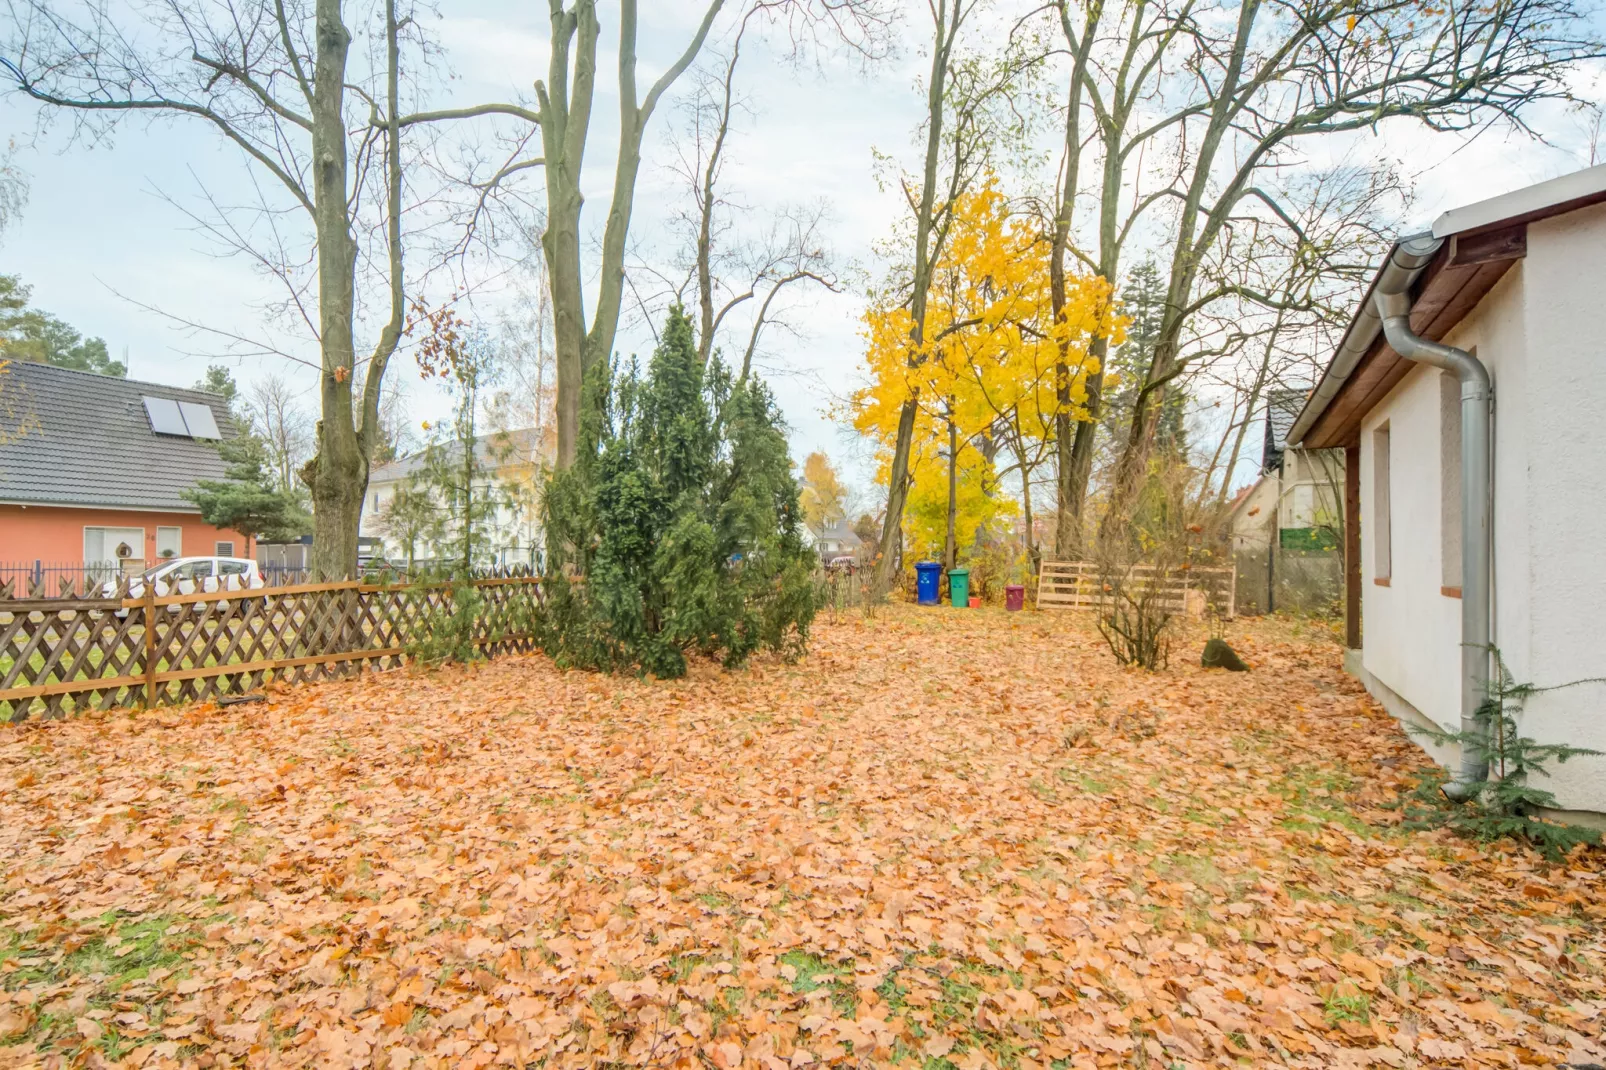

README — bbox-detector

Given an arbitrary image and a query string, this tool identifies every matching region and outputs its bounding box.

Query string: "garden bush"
[537,307,817,677]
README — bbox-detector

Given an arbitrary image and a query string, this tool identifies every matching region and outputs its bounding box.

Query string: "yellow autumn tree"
[851,180,1120,576]
[947,204,1122,568]
[903,443,1011,568]
[799,451,849,533]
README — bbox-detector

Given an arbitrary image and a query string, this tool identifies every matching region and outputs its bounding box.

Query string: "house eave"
[0,498,206,515]
[1430,161,1606,239]
[1289,164,1606,450]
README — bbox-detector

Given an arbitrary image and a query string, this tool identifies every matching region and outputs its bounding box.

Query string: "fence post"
[143,585,157,709]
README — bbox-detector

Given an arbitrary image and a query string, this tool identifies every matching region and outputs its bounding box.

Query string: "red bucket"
[1004,584,1025,611]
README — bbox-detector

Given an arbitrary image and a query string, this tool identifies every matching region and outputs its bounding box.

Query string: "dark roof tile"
[0,362,236,512]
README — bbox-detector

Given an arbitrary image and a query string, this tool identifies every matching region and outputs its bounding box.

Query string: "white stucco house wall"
[1289,164,1606,823]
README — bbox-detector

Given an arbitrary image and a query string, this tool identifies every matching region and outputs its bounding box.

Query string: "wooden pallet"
[1035,560,1235,617]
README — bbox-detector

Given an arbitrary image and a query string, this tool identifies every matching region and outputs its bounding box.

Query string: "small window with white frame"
[215,540,235,557]
[156,526,182,561]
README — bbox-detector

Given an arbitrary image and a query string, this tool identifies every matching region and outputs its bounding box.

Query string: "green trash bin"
[948,567,970,608]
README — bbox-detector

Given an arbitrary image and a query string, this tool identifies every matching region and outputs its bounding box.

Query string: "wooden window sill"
[1441,586,1462,599]
[1374,577,1391,587]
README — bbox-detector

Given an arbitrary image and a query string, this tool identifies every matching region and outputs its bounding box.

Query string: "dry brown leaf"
[0,609,1600,1069]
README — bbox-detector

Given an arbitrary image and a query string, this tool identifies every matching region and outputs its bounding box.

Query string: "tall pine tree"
[0,275,124,377]
[1099,261,1188,472]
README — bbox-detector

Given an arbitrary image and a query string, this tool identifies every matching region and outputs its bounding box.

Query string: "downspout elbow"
[1375,290,1491,399]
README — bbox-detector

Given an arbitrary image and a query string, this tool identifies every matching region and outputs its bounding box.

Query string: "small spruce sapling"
[402,303,509,665]
[1405,648,1603,858]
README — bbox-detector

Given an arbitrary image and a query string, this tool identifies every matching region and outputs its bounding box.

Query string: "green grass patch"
[1322,991,1371,1026]
[0,912,200,995]
[1277,765,1374,838]
[778,950,857,1016]
[0,912,205,1055]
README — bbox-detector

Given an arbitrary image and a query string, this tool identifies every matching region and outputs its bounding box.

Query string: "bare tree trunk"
[539,0,726,469]
[586,3,726,388]
[536,3,598,471]
[1050,0,1099,562]
[303,0,364,579]
[1056,0,1153,559]
[944,408,957,570]
[1102,0,1265,530]
[1059,335,1104,554]
[1019,446,1036,572]
[1060,153,1124,556]
[545,193,587,468]
[874,0,964,590]
[695,45,740,366]
[877,399,919,583]
[461,386,476,575]
[319,0,406,580]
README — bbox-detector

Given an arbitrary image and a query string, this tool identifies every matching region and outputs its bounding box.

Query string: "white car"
[104,557,266,601]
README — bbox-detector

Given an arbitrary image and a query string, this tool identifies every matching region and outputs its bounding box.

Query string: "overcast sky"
[3,0,1604,497]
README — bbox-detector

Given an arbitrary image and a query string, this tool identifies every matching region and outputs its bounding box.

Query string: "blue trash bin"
[915,561,942,606]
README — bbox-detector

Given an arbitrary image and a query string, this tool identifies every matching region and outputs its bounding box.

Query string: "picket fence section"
[0,568,543,722]
[1035,559,1236,617]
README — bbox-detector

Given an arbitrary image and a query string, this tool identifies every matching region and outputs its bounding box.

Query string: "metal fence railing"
[0,560,138,598]
[0,554,544,599]
[258,565,312,585]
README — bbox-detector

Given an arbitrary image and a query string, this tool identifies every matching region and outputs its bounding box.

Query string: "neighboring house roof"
[809,516,862,550]
[369,428,545,486]
[1291,163,1606,450]
[0,362,236,512]
[1226,474,1270,524]
[1260,388,1306,472]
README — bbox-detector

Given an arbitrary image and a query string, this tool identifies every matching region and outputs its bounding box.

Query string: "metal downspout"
[1373,235,1494,799]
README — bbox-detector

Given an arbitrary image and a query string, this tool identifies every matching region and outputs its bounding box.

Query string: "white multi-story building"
[361,428,548,569]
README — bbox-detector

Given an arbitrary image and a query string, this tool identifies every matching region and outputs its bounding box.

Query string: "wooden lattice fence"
[0,569,543,722]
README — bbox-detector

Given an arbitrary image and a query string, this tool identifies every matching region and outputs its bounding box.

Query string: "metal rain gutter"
[1285,233,1440,447]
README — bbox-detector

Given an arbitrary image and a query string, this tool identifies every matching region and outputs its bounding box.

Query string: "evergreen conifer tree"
[184,433,312,544]
[1101,261,1188,465]
[539,306,816,677]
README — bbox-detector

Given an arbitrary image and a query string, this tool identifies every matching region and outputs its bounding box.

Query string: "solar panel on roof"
[179,401,221,439]
[143,396,188,436]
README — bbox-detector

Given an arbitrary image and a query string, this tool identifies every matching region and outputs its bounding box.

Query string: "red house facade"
[0,362,248,588]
